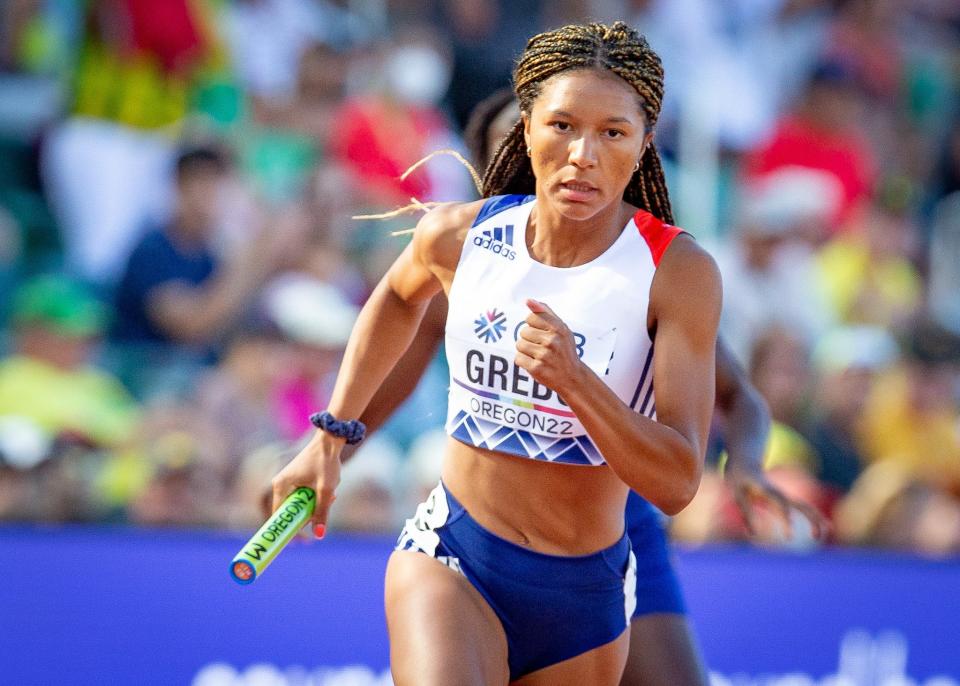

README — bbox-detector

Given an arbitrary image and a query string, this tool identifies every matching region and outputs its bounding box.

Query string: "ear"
[522,111,531,151]
[639,129,655,160]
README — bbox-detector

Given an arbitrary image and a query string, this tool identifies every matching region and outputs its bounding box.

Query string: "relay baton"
[230,486,316,585]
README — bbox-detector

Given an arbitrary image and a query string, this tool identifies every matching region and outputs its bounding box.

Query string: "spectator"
[328,31,470,206]
[858,319,960,494]
[191,275,359,476]
[41,0,219,284]
[805,326,898,499]
[192,328,289,479]
[0,275,144,523]
[930,117,960,206]
[928,191,960,333]
[749,328,813,433]
[222,0,357,108]
[264,275,359,438]
[715,168,837,364]
[817,201,923,328]
[111,145,305,397]
[0,274,139,449]
[835,461,960,556]
[442,0,540,130]
[823,0,903,103]
[743,61,877,232]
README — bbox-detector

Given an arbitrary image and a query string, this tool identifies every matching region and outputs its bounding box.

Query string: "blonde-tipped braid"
[482,21,674,225]
[352,150,485,236]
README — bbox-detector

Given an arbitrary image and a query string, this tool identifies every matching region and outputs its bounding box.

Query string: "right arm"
[339,296,447,464]
[269,201,480,533]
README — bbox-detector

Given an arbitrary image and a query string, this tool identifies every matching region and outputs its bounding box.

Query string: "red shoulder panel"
[634,209,683,267]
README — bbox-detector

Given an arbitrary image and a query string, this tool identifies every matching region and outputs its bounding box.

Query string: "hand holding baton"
[230,486,316,585]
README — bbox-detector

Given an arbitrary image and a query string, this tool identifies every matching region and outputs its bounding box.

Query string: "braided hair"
[483,22,674,224]
[463,87,517,176]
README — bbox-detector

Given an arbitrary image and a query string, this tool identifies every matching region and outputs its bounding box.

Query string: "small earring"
[526,148,532,157]
[633,161,640,173]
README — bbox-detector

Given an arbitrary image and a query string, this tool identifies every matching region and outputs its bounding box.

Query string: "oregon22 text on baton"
[230,487,316,585]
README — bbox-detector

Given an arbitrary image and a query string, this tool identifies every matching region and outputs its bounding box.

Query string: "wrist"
[309,410,366,445]
[724,461,763,485]
[310,429,346,450]
[557,360,593,398]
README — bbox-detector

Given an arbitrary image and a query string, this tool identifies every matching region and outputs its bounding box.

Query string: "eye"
[550,121,572,132]
[605,129,626,139]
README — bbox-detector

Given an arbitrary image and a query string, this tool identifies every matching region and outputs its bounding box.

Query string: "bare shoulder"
[412,199,487,274]
[650,234,722,325]
[657,234,721,292]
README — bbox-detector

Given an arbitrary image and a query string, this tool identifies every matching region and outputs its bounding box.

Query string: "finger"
[732,486,757,537]
[526,301,566,331]
[515,351,537,373]
[524,311,554,332]
[259,486,273,521]
[526,298,556,317]
[310,487,338,539]
[270,479,288,518]
[764,489,794,540]
[517,324,551,344]
[515,338,543,359]
[791,500,829,541]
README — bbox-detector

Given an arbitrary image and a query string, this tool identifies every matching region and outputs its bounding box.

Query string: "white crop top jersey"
[445,194,685,466]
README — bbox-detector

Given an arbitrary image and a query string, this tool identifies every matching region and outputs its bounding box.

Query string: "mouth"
[560,180,597,193]
[558,179,598,202]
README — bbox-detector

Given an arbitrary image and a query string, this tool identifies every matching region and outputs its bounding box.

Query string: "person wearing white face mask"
[328,35,471,206]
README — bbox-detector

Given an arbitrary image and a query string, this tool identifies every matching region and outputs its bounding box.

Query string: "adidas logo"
[473,225,517,260]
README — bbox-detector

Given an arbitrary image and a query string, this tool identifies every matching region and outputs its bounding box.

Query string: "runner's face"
[524,69,652,221]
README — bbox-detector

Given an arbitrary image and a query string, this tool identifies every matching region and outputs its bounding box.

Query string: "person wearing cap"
[715,167,838,365]
[0,274,140,451]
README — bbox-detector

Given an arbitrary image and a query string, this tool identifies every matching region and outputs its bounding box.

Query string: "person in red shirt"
[744,62,877,235]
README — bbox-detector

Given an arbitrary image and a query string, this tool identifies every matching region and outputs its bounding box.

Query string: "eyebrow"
[547,110,636,125]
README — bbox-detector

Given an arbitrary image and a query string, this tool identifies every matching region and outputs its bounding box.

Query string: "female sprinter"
[273,22,724,685]
[345,87,827,686]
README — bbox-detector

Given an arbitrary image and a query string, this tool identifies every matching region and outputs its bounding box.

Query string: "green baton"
[230,486,316,585]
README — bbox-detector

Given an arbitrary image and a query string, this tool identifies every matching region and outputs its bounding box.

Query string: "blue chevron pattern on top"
[448,410,604,465]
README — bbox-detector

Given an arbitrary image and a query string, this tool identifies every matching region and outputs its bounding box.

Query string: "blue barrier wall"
[2,526,958,685]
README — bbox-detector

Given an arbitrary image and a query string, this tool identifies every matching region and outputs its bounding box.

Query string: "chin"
[550,194,607,222]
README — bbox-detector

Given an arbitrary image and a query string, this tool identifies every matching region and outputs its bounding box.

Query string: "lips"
[558,180,598,203]
[561,180,596,192]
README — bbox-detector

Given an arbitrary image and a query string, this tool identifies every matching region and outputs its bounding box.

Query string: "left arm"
[715,336,769,476]
[716,337,828,539]
[516,236,721,515]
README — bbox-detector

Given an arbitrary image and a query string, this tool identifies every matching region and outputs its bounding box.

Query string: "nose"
[568,135,597,168]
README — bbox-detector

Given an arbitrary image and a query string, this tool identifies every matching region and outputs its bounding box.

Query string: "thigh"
[619,613,707,686]
[512,629,629,686]
[385,550,510,686]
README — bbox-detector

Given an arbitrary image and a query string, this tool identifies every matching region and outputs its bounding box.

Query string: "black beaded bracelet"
[309,411,367,445]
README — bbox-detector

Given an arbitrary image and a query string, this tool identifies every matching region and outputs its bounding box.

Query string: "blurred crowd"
[0,0,959,556]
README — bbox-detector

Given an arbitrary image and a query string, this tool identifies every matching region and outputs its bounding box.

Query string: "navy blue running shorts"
[395,482,636,680]
[624,490,687,617]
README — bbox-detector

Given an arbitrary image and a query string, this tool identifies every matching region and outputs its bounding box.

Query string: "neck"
[526,197,632,268]
[170,215,209,249]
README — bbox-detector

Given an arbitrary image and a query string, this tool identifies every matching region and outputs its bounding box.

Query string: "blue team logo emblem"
[474,309,507,343]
